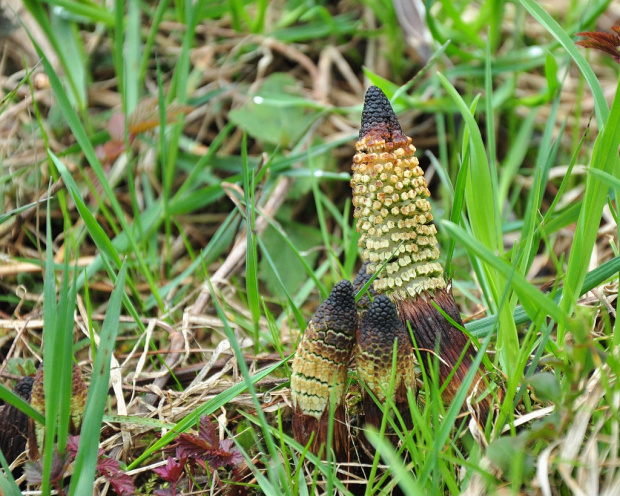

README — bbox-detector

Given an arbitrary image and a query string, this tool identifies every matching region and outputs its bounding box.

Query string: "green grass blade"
[50,152,121,267]
[498,110,537,210]
[559,77,620,342]
[0,448,20,496]
[484,40,499,211]
[419,330,493,485]
[444,220,567,327]
[437,72,519,374]
[30,35,165,310]
[54,256,78,454]
[242,134,261,335]
[437,73,500,271]
[50,14,86,109]
[516,96,562,275]
[241,414,354,495]
[468,254,620,336]
[257,236,306,331]
[365,429,424,495]
[41,0,115,25]
[139,0,170,88]
[69,261,128,496]
[41,194,58,496]
[124,0,140,114]
[21,0,85,110]
[261,215,328,299]
[0,383,45,425]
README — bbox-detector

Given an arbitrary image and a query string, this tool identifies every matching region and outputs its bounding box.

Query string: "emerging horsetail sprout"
[352,86,490,421]
[355,295,416,429]
[0,376,34,465]
[290,86,491,457]
[290,280,358,461]
[28,362,88,459]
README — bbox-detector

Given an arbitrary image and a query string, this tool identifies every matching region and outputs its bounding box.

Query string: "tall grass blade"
[559,77,620,342]
[69,261,128,496]
[242,134,261,338]
[29,35,165,310]
[41,194,58,496]
[468,254,620,336]
[444,221,567,327]
[0,448,20,496]
[437,72,519,374]
[365,429,424,495]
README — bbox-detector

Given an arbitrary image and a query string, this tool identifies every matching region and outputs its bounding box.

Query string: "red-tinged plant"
[153,454,187,483]
[24,435,135,496]
[24,449,70,493]
[175,415,243,469]
[153,454,187,496]
[151,415,244,495]
[96,456,136,496]
[576,26,620,63]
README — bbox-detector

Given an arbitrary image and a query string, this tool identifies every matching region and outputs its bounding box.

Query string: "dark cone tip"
[328,279,355,306]
[357,295,405,362]
[359,86,402,140]
[13,376,34,400]
[358,296,404,359]
[362,294,401,334]
[316,280,358,334]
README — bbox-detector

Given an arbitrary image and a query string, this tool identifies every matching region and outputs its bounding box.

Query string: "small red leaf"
[154,488,177,496]
[107,471,135,496]
[107,113,126,142]
[199,414,218,448]
[576,27,620,63]
[66,435,81,457]
[24,450,70,485]
[204,446,244,470]
[153,457,185,483]
[97,455,135,495]
[171,415,244,471]
[176,432,212,460]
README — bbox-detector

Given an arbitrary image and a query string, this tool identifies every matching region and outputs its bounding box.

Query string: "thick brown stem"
[396,287,490,423]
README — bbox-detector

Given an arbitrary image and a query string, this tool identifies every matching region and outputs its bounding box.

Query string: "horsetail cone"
[353,87,489,420]
[291,280,358,460]
[353,86,445,298]
[355,295,416,429]
[28,362,88,459]
[0,376,34,465]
